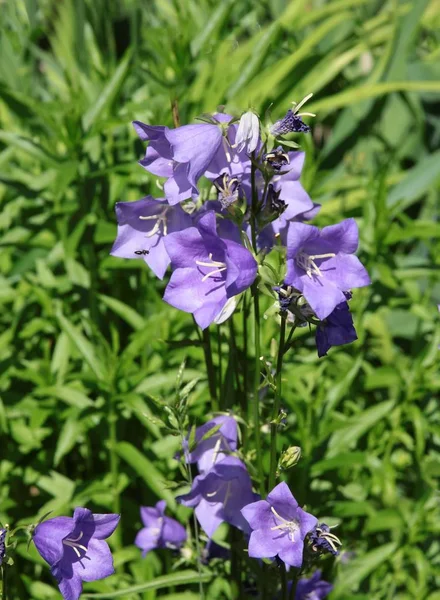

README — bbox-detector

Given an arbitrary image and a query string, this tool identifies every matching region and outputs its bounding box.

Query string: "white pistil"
[63,531,88,558]
[206,481,231,507]
[139,207,169,237]
[195,253,227,282]
[270,506,300,542]
[292,93,316,117]
[296,251,336,278]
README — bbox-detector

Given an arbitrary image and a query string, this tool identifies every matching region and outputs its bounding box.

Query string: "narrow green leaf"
[34,386,93,409]
[98,294,145,330]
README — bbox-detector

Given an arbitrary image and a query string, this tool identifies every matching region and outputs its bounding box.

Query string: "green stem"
[269,314,287,491]
[108,394,121,549]
[250,158,265,496]
[217,326,223,408]
[1,565,7,600]
[202,328,218,412]
[281,565,289,600]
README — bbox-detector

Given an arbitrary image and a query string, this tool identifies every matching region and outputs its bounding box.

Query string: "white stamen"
[296,251,335,278]
[195,253,227,282]
[270,506,300,542]
[293,93,313,114]
[139,208,169,238]
[63,531,88,558]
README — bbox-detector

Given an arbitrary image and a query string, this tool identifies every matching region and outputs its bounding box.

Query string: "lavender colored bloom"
[285,219,370,320]
[177,456,257,537]
[33,508,120,600]
[295,570,333,600]
[309,523,342,556]
[163,211,257,329]
[235,111,260,153]
[316,299,357,357]
[0,528,6,566]
[205,120,253,182]
[133,121,223,205]
[110,196,192,279]
[241,482,317,568]
[185,415,238,473]
[135,501,186,557]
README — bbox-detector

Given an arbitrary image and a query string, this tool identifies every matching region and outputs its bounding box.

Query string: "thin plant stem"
[250,158,265,496]
[108,394,122,550]
[217,325,223,408]
[1,564,7,600]
[269,314,286,491]
[281,564,289,600]
[202,328,219,412]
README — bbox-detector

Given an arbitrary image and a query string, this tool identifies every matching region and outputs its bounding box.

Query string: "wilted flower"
[285,219,370,320]
[0,528,6,566]
[164,211,257,329]
[213,173,241,209]
[177,456,257,537]
[241,482,317,568]
[33,508,120,600]
[263,146,290,171]
[235,111,260,153]
[133,120,223,205]
[110,197,192,279]
[185,415,238,474]
[309,523,342,556]
[270,94,315,136]
[135,501,186,557]
[295,570,333,600]
[315,297,357,357]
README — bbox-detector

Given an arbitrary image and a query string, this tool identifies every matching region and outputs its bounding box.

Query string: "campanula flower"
[315,298,357,357]
[309,523,342,556]
[270,94,315,136]
[295,570,333,600]
[185,415,238,474]
[33,508,120,600]
[163,211,257,329]
[135,501,186,557]
[110,197,192,279]
[285,219,370,320]
[241,482,317,568]
[235,111,260,153]
[133,120,223,205]
[177,456,257,537]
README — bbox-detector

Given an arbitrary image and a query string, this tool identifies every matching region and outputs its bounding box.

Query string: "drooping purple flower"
[241,482,317,568]
[185,415,238,474]
[205,119,253,182]
[315,298,357,357]
[177,456,257,537]
[133,121,224,205]
[295,570,333,600]
[135,501,186,557]
[110,196,192,279]
[270,95,315,136]
[235,111,260,153]
[0,528,6,566]
[309,523,342,556]
[285,219,370,320]
[33,508,120,600]
[163,211,257,329]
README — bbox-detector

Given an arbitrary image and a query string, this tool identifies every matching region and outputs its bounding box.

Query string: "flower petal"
[72,538,114,582]
[33,517,74,567]
[57,572,83,600]
[135,527,160,556]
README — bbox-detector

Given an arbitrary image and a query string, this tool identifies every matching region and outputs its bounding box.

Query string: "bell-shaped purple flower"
[285,219,370,320]
[135,501,186,557]
[110,197,192,279]
[241,482,317,568]
[33,508,120,600]
[133,121,223,205]
[163,211,257,329]
[177,456,257,538]
[315,298,357,357]
[295,570,333,600]
[185,415,238,474]
[205,118,253,182]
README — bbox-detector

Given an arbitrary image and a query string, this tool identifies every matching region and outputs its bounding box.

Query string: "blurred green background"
[1,0,440,598]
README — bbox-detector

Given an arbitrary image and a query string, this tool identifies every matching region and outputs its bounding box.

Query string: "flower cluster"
[111,99,370,354]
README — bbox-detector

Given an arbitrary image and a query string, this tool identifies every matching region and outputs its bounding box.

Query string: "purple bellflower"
[163,211,257,329]
[241,482,317,568]
[295,570,333,600]
[33,508,120,600]
[135,501,186,557]
[177,456,257,538]
[110,197,192,279]
[185,415,238,474]
[285,219,370,320]
[205,118,253,182]
[315,297,357,357]
[133,120,224,205]
[0,528,6,566]
[270,94,315,136]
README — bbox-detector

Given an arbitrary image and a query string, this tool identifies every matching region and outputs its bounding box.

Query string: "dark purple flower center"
[195,253,227,282]
[62,530,88,560]
[263,148,290,171]
[213,173,240,209]
[310,524,341,555]
[295,251,335,278]
[270,506,300,542]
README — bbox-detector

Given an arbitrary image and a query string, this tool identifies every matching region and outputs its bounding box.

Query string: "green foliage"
[0,0,439,598]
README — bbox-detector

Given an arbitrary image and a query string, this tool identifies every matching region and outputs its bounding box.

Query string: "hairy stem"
[269,314,286,490]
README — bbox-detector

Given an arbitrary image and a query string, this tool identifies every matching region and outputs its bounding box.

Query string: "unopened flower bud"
[278,446,301,471]
[235,110,260,153]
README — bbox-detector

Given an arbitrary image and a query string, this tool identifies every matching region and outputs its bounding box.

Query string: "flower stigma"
[139,206,170,237]
[195,253,227,282]
[62,531,88,559]
[296,252,335,278]
[270,506,300,542]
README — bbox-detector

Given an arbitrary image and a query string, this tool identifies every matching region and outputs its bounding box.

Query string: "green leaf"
[82,570,212,598]
[34,386,93,409]
[54,418,83,466]
[98,294,145,330]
